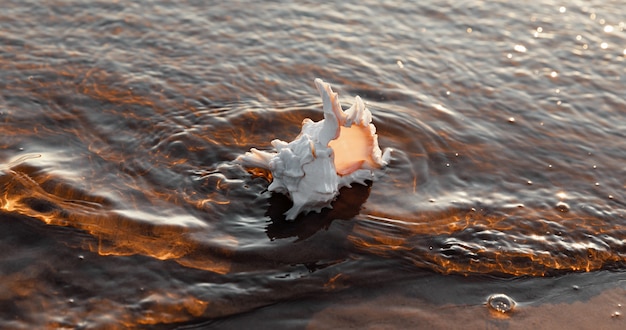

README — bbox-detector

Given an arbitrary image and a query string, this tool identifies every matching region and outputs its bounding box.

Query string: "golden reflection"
[0,160,234,275]
[1,59,624,282]
[134,292,209,326]
[0,61,267,279]
[324,273,345,291]
[0,62,312,281]
[349,205,625,276]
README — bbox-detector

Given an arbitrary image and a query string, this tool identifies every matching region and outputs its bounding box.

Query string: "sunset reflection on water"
[1,0,625,328]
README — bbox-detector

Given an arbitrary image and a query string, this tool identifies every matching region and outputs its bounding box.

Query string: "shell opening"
[328,125,376,176]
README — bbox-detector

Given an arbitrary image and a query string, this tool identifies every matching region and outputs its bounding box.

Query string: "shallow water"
[1,0,625,328]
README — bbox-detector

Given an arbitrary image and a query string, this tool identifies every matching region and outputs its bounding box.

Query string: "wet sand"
[306,286,626,329]
[211,271,626,329]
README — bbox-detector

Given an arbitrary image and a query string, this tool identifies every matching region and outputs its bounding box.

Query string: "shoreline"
[306,285,625,329]
[214,269,626,329]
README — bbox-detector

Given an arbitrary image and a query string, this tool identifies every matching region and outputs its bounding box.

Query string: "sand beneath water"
[306,286,626,329]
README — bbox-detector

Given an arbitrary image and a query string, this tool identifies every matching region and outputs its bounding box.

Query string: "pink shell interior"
[329,125,376,176]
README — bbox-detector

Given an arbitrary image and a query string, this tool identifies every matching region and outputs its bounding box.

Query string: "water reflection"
[1,0,625,328]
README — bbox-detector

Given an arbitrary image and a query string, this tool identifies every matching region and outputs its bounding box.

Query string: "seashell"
[236,78,392,220]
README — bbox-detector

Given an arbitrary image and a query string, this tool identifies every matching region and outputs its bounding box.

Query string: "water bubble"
[78,255,84,260]
[556,201,570,212]
[611,311,621,318]
[508,117,516,123]
[487,294,516,313]
[572,285,580,290]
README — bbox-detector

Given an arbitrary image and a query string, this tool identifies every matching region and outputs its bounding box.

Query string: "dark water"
[1,0,625,328]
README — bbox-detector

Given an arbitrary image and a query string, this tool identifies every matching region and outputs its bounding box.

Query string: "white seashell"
[236,78,392,220]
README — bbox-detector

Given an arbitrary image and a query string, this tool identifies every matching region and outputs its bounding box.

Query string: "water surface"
[1,0,625,328]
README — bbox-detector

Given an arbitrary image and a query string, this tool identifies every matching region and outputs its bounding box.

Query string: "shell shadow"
[265,181,372,241]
